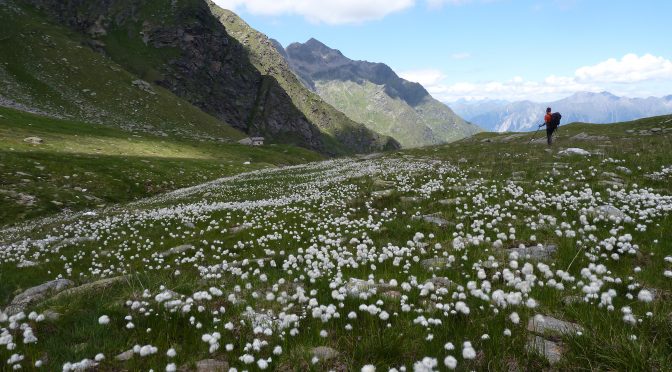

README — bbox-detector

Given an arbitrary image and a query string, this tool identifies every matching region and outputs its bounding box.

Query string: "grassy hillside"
[315,80,482,147]
[1,115,671,371]
[0,1,243,142]
[0,107,322,225]
[209,6,400,154]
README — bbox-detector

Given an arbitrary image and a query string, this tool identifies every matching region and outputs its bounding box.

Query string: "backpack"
[550,112,562,129]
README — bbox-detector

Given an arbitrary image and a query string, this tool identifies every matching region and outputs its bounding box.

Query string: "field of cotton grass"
[1,115,672,371]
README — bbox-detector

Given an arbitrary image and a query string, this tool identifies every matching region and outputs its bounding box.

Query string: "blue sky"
[214,0,672,102]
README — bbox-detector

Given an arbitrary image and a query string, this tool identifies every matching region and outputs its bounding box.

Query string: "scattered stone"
[51,236,95,252]
[601,171,620,179]
[343,278,393,297]
[131,79,156,94]
[115,349,134,361]
[51,200,63,206]
[23,136,44,145]
[526,335,563,364]
[400,196,420,203]
[158,244,194,258]
[561,296,583,306]
[598,180,624,188]
[48,276,129,302]
[42,309,61,321]
[425,276,455,289]
[507,244,557,260]
[527,314,584,336]
[195,359,229,372]
[590,205,627,220]
[421,257,450,269]
[616,166,632,175]
[570,132,608,141]
[4,279,74,315]
[372,189,394,198]
[512,171,526,180]
[17,260,38,268]
[558,148,591,157]
[372,178,395,188]
[458,158,468,164]
[311,346,340,361]
[381,290,401,300]
[229,225,250,234]
[650,127,662,133]
[438,198,460,206]
[418,213,451,227]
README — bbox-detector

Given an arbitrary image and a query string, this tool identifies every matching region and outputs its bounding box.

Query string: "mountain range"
[0,0,399,155]
[450,92,672,132]
[275,38,482,148]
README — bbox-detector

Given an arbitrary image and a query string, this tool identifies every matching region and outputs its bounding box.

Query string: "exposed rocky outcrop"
[22,0,397,155]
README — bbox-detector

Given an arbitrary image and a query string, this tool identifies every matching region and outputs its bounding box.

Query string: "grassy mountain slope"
[284,38,482,148]
[0,106,322,225]
[0,1,243,142]
[11,0,395,155]
[1,115,671,371]
[208,6,400,154]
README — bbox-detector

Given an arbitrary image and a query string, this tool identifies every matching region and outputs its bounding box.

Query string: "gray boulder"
[4,279,74,315]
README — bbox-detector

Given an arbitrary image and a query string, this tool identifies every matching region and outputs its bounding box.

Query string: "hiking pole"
[527,124,544,144]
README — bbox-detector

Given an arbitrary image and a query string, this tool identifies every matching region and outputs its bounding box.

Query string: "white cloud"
[398,69,446,87]
[575,53,672,83]
[415,54,672,102]
[213,0,416,24]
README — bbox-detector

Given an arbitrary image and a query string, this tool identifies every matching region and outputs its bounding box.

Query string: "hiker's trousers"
[546,127,555,145]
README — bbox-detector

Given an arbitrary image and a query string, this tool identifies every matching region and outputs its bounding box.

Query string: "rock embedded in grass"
[4,279,74,315]
[558,148,591,157]
[23,136,44,144]
[195,358,229,372]
[506,244,557,261]
[372,189,394,198]
[158,244,194,257]
[527,314,584,336]
[526,335,564,364]
[311,346,340,361]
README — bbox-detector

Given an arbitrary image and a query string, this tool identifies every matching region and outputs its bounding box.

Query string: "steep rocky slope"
[209,6,399,154]
[2,0,397,154]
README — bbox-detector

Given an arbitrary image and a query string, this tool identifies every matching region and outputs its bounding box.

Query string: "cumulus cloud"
[213,0,416,24]
[412,54,672,102]
[398,69,446,87]
[575,53,672,83]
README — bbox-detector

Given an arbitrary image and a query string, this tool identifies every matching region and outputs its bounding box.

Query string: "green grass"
[314,79,481,148]
[0,1,244,142]
[0,107,322,226]
[1,115,671,371]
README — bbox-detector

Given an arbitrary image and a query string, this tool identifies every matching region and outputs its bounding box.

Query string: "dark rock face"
[286,38,428,107]
[24,0,327,152]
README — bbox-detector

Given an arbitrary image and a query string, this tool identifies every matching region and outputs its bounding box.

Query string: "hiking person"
[541,107,558,145]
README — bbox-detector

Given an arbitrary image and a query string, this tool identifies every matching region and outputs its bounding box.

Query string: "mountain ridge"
[279,38,481,147]
[450,91,672,132]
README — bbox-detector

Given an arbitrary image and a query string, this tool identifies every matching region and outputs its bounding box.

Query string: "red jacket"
[544,113,552,124]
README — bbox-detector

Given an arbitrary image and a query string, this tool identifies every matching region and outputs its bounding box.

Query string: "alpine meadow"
[1,1,672,372]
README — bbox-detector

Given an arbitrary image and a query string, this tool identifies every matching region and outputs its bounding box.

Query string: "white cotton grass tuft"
[361,364,376,372]
[98,315,110,325]
[637,289,654,303]
[444,355,457,369]
[462,341,476,359]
